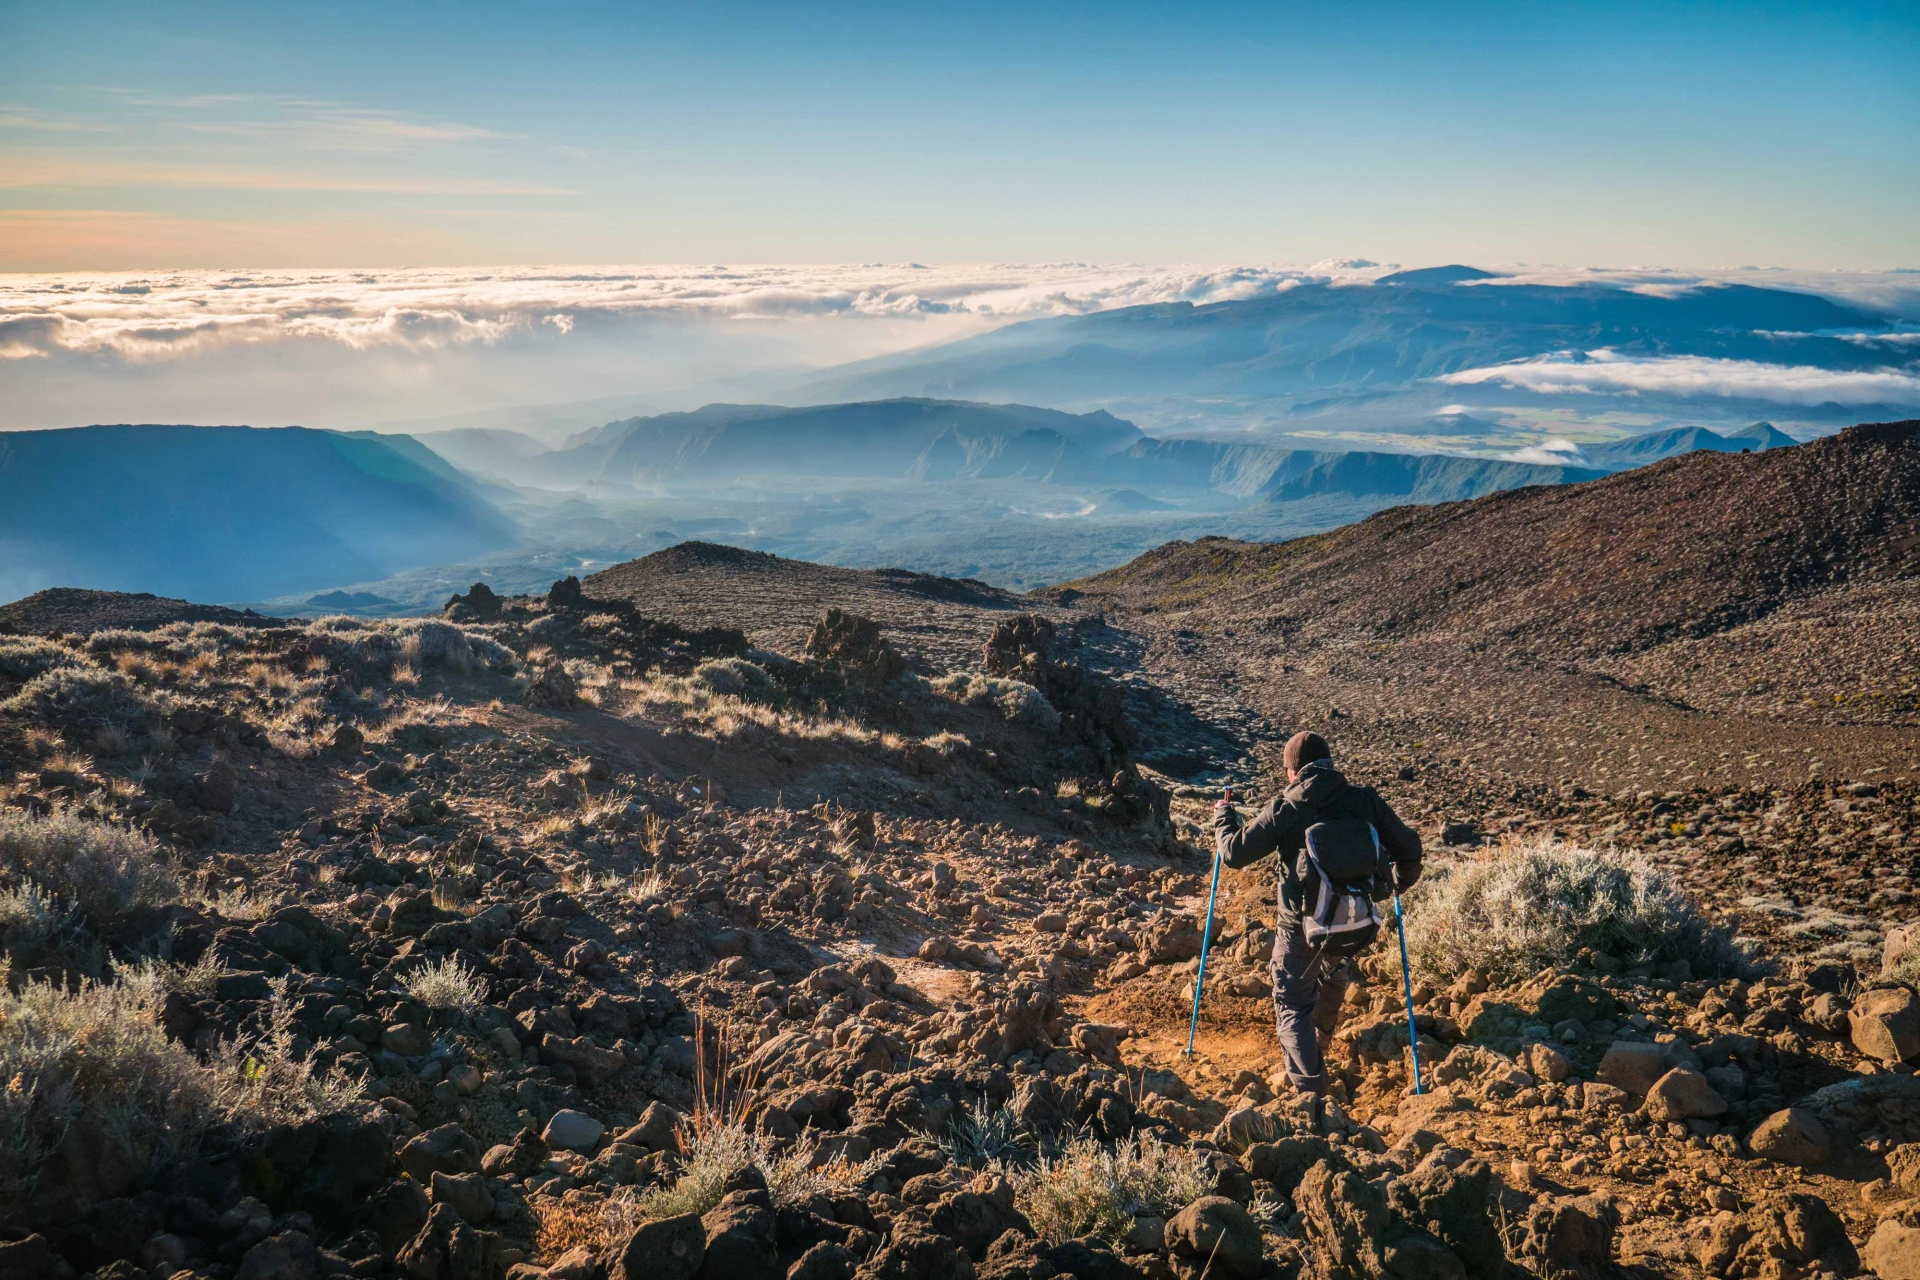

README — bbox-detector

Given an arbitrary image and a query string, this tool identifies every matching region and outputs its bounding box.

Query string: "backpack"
[1295,818,1391,957]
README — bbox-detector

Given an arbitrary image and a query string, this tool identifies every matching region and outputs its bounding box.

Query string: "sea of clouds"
[2,261,1916,431]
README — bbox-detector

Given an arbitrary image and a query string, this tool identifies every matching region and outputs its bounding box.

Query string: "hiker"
[1213,731,1422,1100]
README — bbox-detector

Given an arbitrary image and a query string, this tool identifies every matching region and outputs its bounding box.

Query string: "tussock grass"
[399,955,489,1011]
[0,810,178,941]
[941,1097,1033,1165]
[612,1118,882,1225]
[188,886,272,921]
[618,671,904,750]
[1000,1132,1215,1246]
[1404,834,1754,985]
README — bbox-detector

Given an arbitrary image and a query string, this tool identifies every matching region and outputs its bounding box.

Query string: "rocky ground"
[0,533,1916,1280]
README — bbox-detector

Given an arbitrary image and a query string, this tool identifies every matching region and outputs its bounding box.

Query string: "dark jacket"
[1212,759,1423,933]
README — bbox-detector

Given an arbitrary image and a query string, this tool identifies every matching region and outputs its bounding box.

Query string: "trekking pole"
[1185,786,1229,1057]
[1392,887,1423,1095]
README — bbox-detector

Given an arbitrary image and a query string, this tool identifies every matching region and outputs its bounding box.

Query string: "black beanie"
[1284,731,1331,773]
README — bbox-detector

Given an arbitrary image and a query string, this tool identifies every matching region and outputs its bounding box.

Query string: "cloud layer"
[6,261,1916,366]
[0,262,1386,363]
[1440,348,1920,407]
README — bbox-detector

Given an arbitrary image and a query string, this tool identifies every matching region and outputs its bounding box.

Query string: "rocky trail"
[2,454,1919,1280]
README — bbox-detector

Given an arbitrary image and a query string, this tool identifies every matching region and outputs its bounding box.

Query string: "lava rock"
[1748,1108,1833,1167]
[608,1213,705,1280]
[1851,987,1920,1064]
[1164,1196,1263,1277]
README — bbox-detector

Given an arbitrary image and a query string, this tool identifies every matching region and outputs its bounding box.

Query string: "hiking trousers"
[1270,927,1349,1097]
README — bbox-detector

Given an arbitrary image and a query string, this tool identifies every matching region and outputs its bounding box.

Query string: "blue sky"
[1,1,1916,268]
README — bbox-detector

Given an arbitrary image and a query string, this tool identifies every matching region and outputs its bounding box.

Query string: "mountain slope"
[546,398,1143,489]
[1073,437,1601,503]
[1061,420,1920,736]
[1068,420,1919,654]
[0,425,518,604]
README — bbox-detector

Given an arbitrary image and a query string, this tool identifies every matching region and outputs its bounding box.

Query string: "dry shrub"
[0,810,178,940]
[1001,1132,1215,1246]
[1404,834,1754,985]
[0,975,213,1207]
[690,658,774,702]
[0,636,84,681]
[2,666,159,731]
[929,671,1059,729]
[0,883,77,960]
[399,955,489,1011]
[534,1188,615,1258]
[611,1118,881,1224]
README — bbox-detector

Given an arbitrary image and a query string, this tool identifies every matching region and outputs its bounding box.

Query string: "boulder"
[608,1213,705,1280]
[1517,1195,1617,1280]
[1596,1042,1667,1096]
[697,1197,780,1280]
[854,1224,976,1280]
[429,1171,495,1225]
[790,1241,858,1280]
[364,1178,432,1254]
[1389,1158,1504,1278]
[1748,1108,1832,1167]
[1164,1196,1263,1278]
[235,1231,318,1280]
[617,1100,684,1153]
[1863,1218,1920,1280]
[1295,1160,1466,1280]
[928,1178,1029,1260]
[0,1236,75,1280]
[1888,1142,1920,1194]
[398,1124,480,1182]
[1644,1068,1728,1123]
[543,1109,605,1153]
[396,1201,501,1280]
[1851,987,1920,1064]
[381,1022,432,1057]
[1140,915,1202,965]
[1884,923,1920,982]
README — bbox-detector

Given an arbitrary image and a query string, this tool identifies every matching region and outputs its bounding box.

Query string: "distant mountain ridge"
[545,398,1142,488]
[785,272,1905,430]
[0,425,517,604]
[1580,421,1796,469]
[438,394,1601,508]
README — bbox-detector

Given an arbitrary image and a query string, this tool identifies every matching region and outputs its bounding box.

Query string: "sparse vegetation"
[0,882,76,959]
[0,975,213,1208]
[2,665,159,731]
[399,955,489,1010]
[930,671,1059,728]
[1000,1132,1215,1247]
[614,1116,881,1224]
[0,809,178,940]
[1404,835,1754,984]
[941,1097,1034,1165]
[0,635,84,681]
